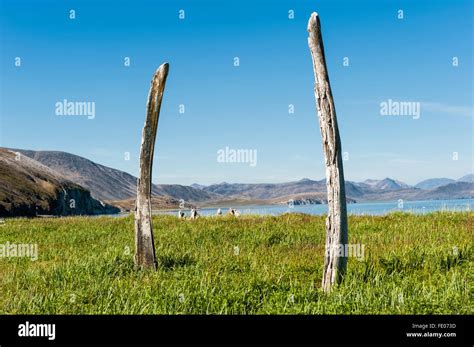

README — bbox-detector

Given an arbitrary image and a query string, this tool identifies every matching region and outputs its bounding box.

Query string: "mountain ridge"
[3,148,473,211]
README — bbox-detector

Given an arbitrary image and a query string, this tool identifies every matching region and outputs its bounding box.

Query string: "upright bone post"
[134,63,169,269]
[307,13,348,292]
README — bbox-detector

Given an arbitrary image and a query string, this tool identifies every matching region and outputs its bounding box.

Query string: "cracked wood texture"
[134,63,169,269]
[307,13,348,292]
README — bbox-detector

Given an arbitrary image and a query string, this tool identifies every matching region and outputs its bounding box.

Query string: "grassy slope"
[0,213,472,314]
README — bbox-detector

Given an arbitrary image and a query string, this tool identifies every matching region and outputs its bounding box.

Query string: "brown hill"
[0,149,119,217]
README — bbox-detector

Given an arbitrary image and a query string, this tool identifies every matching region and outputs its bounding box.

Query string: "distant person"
[190,208,199,220]
[178,210,185,219]
[227,208,240,216]
[216,208,222,216]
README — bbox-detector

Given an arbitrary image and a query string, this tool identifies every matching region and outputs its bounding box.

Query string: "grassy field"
[0,212,472,314]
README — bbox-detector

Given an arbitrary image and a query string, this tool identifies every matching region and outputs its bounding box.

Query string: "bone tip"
[307,12,319,31]
[156,62,169,75]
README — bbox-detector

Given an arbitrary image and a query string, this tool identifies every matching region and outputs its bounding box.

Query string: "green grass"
[0,212,472,314]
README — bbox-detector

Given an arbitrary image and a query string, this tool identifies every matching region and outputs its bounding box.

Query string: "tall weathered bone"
[134,63,169,269]
[307,13,348,292]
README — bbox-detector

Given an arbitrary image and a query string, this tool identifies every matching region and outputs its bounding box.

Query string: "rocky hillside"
[0,149,119,217]
[12,149,218,202]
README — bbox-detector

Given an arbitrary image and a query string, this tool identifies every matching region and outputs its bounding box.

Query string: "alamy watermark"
[325,243,365,261]
[0,242,38,261]
[18,321,55,340]
[55,99,95,119]
[380,99,420,119]
[217,146,257,167]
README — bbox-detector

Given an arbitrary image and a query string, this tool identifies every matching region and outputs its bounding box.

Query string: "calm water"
[153,199,472,217]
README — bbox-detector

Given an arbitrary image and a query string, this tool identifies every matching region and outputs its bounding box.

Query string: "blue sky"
[1,0,472,185]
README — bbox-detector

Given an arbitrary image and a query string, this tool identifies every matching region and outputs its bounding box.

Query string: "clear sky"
[1,0,472,185]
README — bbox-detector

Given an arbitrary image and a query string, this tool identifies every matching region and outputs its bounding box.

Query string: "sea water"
[154,199,472,217]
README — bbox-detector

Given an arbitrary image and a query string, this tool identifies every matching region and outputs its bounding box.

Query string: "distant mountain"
[201,179,385,201]
[346,182,374,197]
[415,178,456,190]
[11,149,218,203]
[457,174,474,183]
[0,149,119,217]
[202,178,327,200]
[417,182,474,200]
[157,184,218,202]
[202,177,473,203]
[2,148,472,213]
[363,178,411,190]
